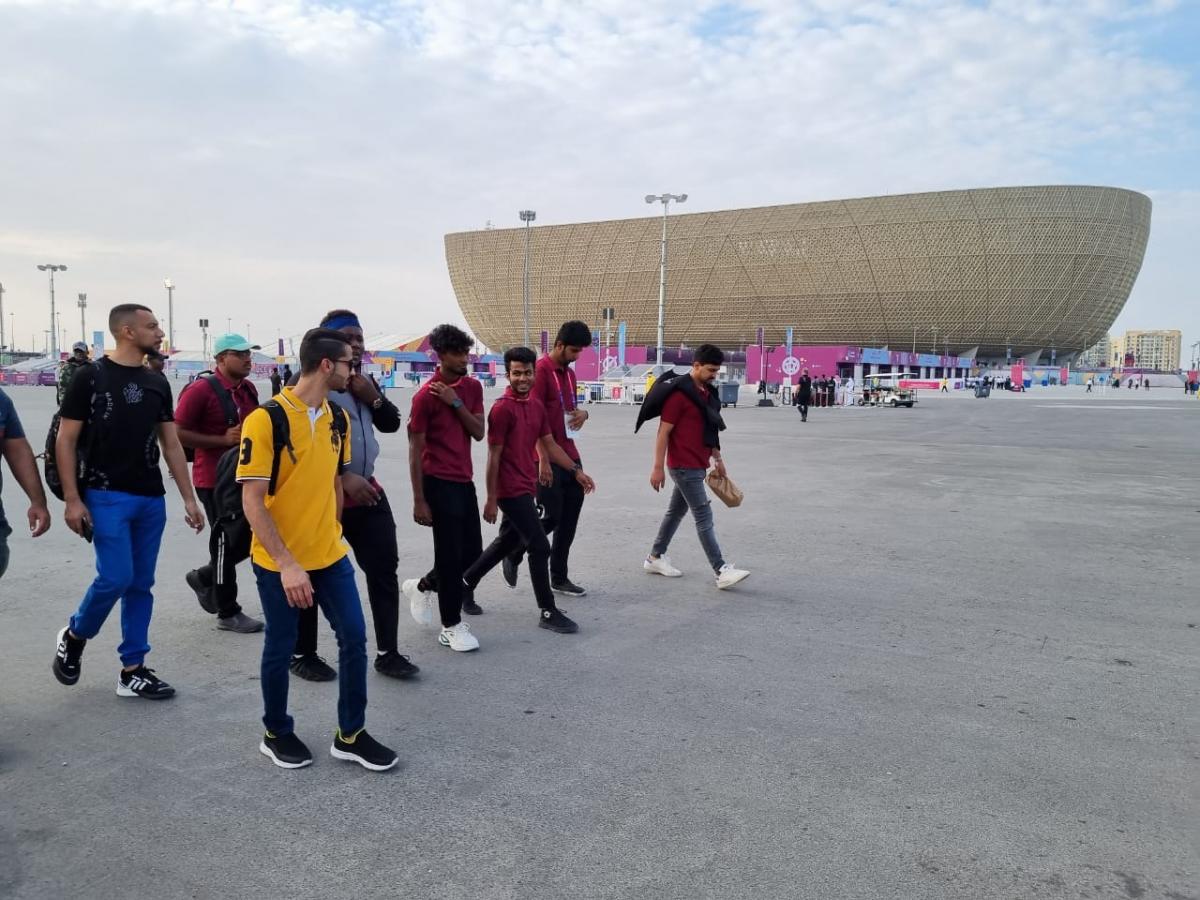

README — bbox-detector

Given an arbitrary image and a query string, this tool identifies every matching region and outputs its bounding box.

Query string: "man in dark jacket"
[794,370,812,421]
[289,309,419,682]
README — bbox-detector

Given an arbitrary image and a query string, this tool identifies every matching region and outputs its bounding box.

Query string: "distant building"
[1079,335,1111,367]
[1114,329,1182,371]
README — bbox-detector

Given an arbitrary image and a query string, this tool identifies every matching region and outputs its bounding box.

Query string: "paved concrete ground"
[1,382,1196,900]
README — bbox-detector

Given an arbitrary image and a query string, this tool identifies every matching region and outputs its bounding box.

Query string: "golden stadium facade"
[444,185,1150,358]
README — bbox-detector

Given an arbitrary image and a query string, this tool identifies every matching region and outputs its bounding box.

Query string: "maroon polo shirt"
[662,386,712,470]
[408,372,484,483]
[175,371,259,488]
[488,388,551,499]
[530,355,580,463]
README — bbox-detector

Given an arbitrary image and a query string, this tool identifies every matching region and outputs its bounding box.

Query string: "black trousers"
[509,461,585,582]
[795,399,809,419]
[465,494,555,611]
[420,476,483,629]
[296,492,402,656]
[195,488,247,618]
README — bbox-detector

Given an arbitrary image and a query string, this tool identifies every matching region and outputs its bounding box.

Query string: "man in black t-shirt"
[51,303,205,701]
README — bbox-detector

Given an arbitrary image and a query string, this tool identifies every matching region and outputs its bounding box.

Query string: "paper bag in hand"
[705,469,744,508]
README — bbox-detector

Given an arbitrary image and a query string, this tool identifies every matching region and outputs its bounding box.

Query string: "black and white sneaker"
[502,555,519,589]
[538,608,579,634]
[330,729,399,772]
[260,731,313,769]
[290,653,337,682]
[551,578,587,597]
[116,665,176,700]
[52,626,87,686]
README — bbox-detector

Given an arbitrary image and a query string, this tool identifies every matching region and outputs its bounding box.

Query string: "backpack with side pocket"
[44,362,108,502]
[211,399,349,521]
[178,373,243,463]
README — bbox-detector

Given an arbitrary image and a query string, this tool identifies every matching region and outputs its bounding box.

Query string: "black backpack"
[178,373,242,463]
[44,362,108,502]
[210,399,349,522]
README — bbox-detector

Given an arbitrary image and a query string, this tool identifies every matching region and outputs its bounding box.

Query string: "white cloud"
[0,0,1195,352]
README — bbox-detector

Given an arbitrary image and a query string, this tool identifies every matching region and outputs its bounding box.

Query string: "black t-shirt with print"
[59,358,175,497]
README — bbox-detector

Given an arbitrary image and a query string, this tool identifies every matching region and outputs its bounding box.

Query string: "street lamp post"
[37,263,67,358]
[0,281,6,365]
[164,279,175,352]
[519,210,536,347]
[644,192,687,366]
[78,293,88,344]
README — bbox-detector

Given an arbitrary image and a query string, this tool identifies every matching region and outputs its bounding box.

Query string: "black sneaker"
[551,577,587,597]
[330,729,399,771]
[290,653,337,682]
[538,608,579,634]
[374,651,420,680]
[52,626,86,685]
[186,569,217,614]
[260,731,313,769]
[116,665,176,700]
[501,555,519,589]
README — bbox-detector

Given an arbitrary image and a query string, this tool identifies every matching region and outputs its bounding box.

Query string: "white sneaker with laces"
[403,578,434,628]
[644,555,683,577]
[715,564,750,590]
[438,622,480,652]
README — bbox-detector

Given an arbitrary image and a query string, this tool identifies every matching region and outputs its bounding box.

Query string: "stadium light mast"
[645,192,687,366]
[0,281,6,364]
[77,293,88,343]
[519,210,536,347]
[37,263,67,358]
[164,278,175,352]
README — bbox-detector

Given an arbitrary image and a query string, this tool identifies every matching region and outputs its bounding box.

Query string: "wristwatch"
[451,398,464,410]
[371,397,384,410]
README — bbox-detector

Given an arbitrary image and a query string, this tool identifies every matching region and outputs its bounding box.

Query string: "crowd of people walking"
[0,306,751,772]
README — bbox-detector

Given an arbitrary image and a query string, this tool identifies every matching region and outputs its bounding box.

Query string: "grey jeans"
[651,467,725,573]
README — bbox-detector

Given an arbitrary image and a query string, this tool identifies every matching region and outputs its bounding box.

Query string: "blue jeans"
[651,467,726,574]
[254,556,367,737]
[69,490,167,667]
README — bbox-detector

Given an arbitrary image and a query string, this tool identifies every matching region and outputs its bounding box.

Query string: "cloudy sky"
[0,0,1196,360]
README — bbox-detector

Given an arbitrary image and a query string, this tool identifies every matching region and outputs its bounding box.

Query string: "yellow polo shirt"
[236,388,350,572]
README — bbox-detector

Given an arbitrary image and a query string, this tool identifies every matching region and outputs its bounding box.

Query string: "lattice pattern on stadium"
[444,185,1150,357]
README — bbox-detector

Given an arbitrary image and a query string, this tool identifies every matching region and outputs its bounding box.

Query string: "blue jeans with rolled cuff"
[651,467,726,574]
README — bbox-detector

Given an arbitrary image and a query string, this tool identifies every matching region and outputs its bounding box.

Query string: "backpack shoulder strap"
[262,400,295,496]
[201,373,239,426]
[330,402,350,472]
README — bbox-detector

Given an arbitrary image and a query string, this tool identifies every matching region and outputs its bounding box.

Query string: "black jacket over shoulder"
[635,371,726,449]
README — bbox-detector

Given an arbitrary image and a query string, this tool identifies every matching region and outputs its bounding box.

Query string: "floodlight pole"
[645,192,687,366]
[164,279,175,352]
[519,210,536,347]
[0,282,6,365]
[37,263,67,358]
[78,293,88,343]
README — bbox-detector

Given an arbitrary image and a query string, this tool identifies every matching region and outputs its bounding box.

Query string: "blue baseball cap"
[213,333,261,356]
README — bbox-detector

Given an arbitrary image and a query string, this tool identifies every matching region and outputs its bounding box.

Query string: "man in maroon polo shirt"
[177,333,264,633]
[503,320,593,597]
[463,347,595,634]
[404,324,485,652]
[644,344,750,590]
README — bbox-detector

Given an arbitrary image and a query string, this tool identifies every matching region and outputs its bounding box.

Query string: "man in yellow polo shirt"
[238,327,398,772]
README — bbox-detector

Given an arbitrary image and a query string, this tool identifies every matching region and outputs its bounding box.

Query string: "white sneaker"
[403,578,434,628]
[644,555,683,577]
[437,622,480,652]
[715,564,750,590]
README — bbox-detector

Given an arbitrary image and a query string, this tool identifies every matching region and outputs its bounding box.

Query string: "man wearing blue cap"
[177,333,264,633]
